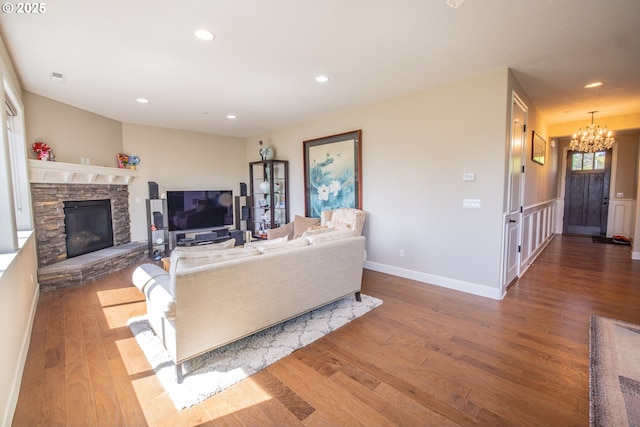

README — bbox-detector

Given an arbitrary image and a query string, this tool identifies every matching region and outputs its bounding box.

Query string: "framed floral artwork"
[303,130,362,218]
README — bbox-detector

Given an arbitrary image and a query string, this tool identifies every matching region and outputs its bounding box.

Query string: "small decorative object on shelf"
[32,141,53,161]
[117,153,141,169]
[259,180,270,194]
[258,140,274,161]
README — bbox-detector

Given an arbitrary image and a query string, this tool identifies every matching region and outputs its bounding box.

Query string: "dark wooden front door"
[563,150,611,236]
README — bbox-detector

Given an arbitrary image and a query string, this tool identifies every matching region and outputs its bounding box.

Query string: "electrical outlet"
[463,172,475,182]
[399,249,405,257]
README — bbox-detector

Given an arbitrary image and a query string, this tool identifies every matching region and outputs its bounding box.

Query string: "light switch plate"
[463,172,475,182]
[463,199,481,208]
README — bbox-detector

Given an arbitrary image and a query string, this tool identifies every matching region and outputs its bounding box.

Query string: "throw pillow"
[267,222,294,240]
[293,215,320,239]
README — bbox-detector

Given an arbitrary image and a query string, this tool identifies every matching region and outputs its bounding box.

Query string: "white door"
[503,92,527,291]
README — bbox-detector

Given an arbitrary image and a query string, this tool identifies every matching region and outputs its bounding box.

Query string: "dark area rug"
[590,315,640,426]
[592,236,631,245]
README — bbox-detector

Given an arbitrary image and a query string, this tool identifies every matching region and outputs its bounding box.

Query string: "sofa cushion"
[171,238,236,256]
[293,215,320,238]
[170,246,261,295]
[259,237,310,253]
[245,236,288,251]
[246,236,310,253]
[175,246,261,271]
[302,226,335,238]
[305,228,355,245]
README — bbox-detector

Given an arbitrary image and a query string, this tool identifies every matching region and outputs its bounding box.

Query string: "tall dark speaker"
[240,182,247,196]
[148,181,159,199]
[152,211,163,229]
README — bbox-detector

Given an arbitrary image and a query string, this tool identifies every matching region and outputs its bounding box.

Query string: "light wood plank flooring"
[12,235,640,426]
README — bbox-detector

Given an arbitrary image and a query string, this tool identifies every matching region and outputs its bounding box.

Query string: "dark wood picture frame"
[303,130,362,218]
[532,130,546,165]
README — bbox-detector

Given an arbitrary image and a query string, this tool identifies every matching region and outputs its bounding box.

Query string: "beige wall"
[549,113,640,138]
[248,69,511,296]
[613,133,639,199]
[123,123,246,242]
[508,73,559,207]
[23,91,123,166]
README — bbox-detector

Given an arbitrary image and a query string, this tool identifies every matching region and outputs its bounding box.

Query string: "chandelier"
[570,111,615,153]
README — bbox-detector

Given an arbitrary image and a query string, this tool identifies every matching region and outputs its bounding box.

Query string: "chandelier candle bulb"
[570,111,615,153]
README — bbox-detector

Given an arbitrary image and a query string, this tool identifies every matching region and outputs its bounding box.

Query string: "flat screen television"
[166,190,233,232]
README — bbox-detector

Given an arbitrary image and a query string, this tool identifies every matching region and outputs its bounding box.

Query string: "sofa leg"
[355,291,361,302]
[176,362,184,384]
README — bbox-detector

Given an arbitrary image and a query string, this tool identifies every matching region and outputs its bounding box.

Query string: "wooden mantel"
[28,159,139,185]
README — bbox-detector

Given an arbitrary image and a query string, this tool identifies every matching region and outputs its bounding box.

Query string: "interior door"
[563,150,611,236]
[503,93,526,290]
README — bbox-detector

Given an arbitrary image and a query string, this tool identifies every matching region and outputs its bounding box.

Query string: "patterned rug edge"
[129,293,383,410]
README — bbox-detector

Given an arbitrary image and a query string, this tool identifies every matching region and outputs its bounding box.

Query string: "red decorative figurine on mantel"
[32,141,53,160]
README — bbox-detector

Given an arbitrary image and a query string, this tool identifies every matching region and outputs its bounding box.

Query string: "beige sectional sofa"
[132,230,366,382]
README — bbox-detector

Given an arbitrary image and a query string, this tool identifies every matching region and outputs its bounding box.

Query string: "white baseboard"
[364,261,503,300]
[3,285,39,427]
[632,250,640,261]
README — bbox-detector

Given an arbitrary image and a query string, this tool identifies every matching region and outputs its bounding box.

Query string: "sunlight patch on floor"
[97,287,145,307]
[102,300,146,329]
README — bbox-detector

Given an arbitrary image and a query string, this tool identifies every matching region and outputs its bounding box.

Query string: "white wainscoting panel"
[521,200,556,273]
[607,199,636,238]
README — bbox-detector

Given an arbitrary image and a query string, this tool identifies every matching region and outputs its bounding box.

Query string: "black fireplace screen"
[64,199,114,258]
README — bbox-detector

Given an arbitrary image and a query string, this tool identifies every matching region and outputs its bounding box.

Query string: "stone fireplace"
[29,160,146,291]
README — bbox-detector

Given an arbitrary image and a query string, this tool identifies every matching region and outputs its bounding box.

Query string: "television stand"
[172,227,231,248]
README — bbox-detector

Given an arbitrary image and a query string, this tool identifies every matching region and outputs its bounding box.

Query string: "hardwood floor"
[12,235,640,426]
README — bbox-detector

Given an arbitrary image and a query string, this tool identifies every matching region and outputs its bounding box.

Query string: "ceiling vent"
[49,72,65,82]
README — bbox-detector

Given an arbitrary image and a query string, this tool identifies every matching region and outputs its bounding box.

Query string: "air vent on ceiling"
[49,72,65,82]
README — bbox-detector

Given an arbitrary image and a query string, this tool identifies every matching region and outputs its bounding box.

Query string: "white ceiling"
[1,0,639,138]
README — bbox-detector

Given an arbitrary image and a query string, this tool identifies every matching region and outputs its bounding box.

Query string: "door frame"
[557,144,618,236]
[501,91,527,293]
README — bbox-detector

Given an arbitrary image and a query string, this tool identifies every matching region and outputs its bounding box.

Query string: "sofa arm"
[132,263,168,292]
[145,275,176,320]
[132,264,176,320]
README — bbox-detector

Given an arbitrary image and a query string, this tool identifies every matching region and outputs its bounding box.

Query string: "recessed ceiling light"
[446,0,464,9]
[315,75,329,83]
[584,81,603,89]
[195,29,215,41]
[136,98,149,104]
[227,114,237,119]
